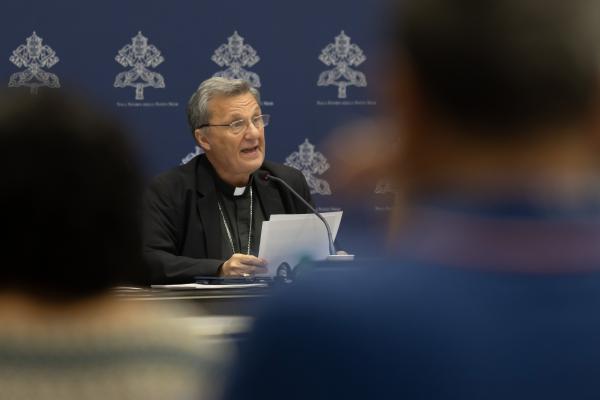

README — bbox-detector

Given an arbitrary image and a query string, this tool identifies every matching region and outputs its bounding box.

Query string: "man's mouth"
[241,146,259,154]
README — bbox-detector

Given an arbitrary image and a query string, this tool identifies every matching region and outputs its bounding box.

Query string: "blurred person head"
[383,0,600,207]
[0,88,145,301]
[223,4,600,400]
[187,77,266,186]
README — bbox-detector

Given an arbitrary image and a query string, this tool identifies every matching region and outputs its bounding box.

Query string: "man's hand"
[220,253,268,277]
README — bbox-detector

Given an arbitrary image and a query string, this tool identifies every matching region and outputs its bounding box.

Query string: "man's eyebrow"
[228,114,244,120]
[228,109,261,120]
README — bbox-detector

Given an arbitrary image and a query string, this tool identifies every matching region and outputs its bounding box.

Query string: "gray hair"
[186,77,260,136]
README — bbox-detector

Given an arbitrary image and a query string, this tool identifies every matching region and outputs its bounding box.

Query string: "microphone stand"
[263,173,354,262]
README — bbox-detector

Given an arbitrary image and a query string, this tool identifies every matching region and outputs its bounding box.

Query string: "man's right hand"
[220,253,268,277]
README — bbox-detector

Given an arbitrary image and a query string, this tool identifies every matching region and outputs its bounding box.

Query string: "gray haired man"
[143,77,313,283]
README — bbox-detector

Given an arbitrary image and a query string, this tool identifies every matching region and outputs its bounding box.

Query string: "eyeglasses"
[198,114,270,135]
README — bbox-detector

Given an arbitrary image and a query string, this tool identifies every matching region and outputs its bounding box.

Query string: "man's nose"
[244,120,261,139]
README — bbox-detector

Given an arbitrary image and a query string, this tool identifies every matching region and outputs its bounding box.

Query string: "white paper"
[258,211,343,276]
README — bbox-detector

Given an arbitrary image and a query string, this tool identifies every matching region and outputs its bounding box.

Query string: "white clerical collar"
[234,186,247,197]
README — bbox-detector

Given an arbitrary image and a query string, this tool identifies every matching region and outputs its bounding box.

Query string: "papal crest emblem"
[8,32,60,94]
[375,179,396,195]
[211,31,261,88]
[181,146,203,165]
[114,31,165,100]
[317,30,367,99]
[285,139,332,196]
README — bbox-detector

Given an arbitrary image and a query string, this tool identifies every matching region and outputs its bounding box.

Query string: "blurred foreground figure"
[226,0,600,399]
[0,90,223,400]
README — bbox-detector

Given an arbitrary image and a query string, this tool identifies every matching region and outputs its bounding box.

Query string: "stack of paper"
[258,211,343,276]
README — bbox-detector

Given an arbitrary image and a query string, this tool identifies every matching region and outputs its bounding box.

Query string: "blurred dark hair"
[392,0,600,132]
[0,89,147,301]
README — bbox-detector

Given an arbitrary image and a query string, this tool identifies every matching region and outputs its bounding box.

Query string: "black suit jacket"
[143,154,314,284]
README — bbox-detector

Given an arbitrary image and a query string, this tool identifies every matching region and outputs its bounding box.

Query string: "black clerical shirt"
[213,174,266,258]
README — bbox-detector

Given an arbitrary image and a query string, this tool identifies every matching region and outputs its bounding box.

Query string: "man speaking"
[143,77,313,284]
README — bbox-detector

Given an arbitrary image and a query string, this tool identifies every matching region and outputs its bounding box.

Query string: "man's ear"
[194,128,211,152]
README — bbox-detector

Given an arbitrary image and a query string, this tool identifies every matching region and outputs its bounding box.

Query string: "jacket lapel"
[254,169,286,219]
[195,156,222,259]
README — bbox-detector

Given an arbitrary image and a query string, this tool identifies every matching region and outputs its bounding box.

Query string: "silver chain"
[217,186,253,255]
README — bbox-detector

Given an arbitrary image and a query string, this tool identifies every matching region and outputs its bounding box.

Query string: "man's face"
[196,92,265,184]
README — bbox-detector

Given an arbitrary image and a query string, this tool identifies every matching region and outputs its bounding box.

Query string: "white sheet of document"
[258,211,343,276]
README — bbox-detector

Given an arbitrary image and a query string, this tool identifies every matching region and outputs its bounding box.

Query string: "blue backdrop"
[1,0,393,256]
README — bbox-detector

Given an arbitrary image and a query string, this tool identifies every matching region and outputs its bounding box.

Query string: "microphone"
[260,172,337,256]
